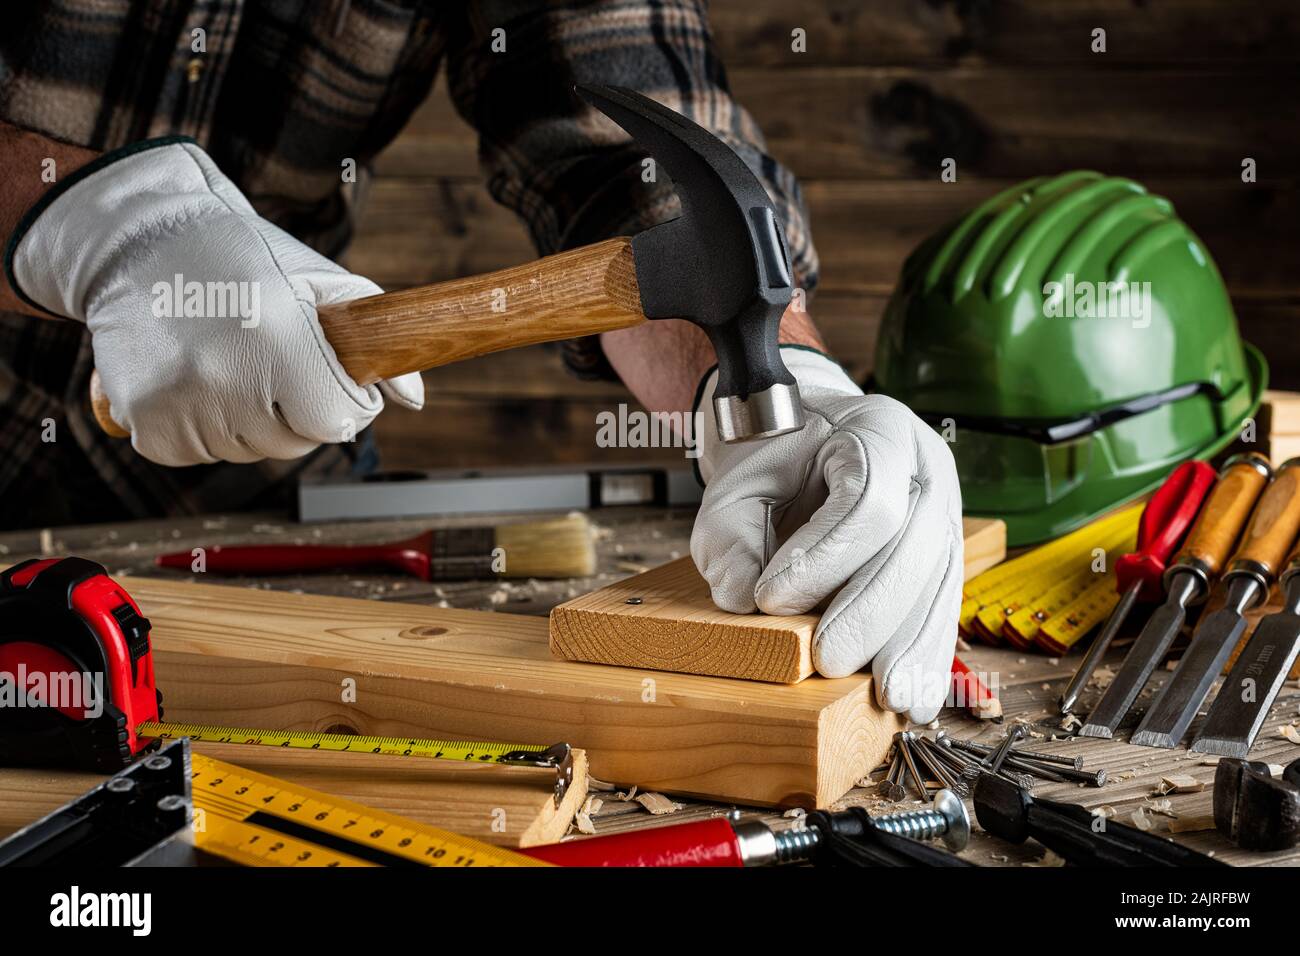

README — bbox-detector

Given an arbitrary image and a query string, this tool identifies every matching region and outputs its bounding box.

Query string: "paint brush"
[155,514,597,580]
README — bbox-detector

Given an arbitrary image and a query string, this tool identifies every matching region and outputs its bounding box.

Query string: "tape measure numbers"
[189,751,548,868]
[139,721,574,807]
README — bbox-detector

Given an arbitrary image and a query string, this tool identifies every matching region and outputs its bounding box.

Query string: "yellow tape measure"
[139,721,573,806]
[961,505,1141,652]
[188,751,548,867]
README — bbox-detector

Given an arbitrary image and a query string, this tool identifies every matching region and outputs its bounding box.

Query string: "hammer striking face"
[576,84,804,443]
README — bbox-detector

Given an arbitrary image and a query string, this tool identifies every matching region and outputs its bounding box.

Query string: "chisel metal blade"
[1190,611,1300,758]
[1130,606,1250,748]
[1078,591,1191,739]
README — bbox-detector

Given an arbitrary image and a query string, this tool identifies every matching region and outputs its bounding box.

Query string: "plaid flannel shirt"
[0,0,817,526]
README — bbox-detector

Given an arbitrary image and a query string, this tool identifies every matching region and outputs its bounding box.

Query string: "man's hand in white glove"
[692,347,963,723]
[5,137,422,466]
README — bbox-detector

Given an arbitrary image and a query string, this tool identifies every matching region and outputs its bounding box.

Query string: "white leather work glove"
[692,347,963,723]
[6,137,423,467]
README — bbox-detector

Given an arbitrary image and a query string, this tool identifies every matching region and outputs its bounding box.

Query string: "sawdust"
[1156,775,1205,795]
[635,792,683,815]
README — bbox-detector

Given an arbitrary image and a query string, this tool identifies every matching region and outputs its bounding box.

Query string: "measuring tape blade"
[189,751,550,868]
[139,721,574,807]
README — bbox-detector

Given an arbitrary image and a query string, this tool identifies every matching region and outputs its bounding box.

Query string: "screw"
[106,777,135,794]
[144,755,173,771]
[156,794,188,813]
[871,788,970,851]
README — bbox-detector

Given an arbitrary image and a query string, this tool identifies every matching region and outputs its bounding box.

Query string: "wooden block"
[549,517,1006,684]
[1264,390,1300,437]
[107,575,895,808]
[0,741,587,849]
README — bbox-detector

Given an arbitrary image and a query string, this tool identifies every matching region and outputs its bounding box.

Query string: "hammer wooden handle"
[1229,459,1300,579]
[1171,455,1271,577]
[91,237,643,438]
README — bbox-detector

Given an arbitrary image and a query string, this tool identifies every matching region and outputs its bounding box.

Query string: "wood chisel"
[1191,536,1300,757]
[1079,454,1272,739]
[1132,458,1300,748]
[1059,461,1217,713]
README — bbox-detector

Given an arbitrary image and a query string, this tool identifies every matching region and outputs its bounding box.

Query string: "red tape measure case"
[0,557,161,771]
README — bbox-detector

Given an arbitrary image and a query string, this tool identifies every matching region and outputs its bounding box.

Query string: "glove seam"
[690,344,845,488]
[4,135,199,318]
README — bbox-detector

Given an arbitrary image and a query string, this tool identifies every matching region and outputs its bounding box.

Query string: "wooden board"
[109,575,900,808]
[549,518,1005,683]
[0,741,587,849]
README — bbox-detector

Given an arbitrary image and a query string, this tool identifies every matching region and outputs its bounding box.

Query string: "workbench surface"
[4,508,1298,867]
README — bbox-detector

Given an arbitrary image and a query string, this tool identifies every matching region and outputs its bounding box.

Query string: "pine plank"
[0,742,587,849]
[110,575,902,808]
[549,518,1005,683]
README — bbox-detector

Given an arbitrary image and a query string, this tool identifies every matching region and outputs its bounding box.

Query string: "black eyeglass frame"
[866,380,1229,446]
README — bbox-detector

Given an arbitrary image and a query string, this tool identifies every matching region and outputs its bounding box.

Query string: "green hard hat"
[874,171,1267,546]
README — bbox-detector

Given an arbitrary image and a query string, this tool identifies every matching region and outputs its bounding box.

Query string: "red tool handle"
[1114,460,1217,600]
[522,818,744,867]
[951,656,1001,720]
[155,535,433,580]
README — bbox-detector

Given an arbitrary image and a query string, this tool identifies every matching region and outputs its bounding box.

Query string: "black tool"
[1133,458,1300,748]
[973,772,1227,866]
[0,739,193,867]
[1080,454,1272,739]
[1212,758,1300,851]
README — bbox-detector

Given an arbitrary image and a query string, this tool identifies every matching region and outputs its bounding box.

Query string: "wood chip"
[635,792,683,815]
[1157,774,1205,795]
[1131,807,1153,831]
[1280,723,1300,744]
[1092,805,1116,820]
[1168,813,1216,834]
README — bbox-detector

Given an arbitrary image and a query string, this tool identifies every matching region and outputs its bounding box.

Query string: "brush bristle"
[493,514,597,578]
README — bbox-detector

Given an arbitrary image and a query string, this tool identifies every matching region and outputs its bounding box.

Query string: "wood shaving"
[1280,723,1300,744]
[1047,658,1060,667]
[487,589,509,605]
[1197,757,1221,766]
[1145,799,1177,818]
[782,808,806,819]
[1130,808,1153,831]
[613,786,639,802]
[956,637,972,652]
[1114,770,1136,781]
[1060,714,1082,732]
[1024,850,1066,867]
[1091,805,1116,819]
[573,795,603,835]
[635,792,683,815]
[1157,775,1204,795]
[1092,667,1116,688]
[1168,813,1215,834]
[1269,764,1286,777]
[587,777,619,792]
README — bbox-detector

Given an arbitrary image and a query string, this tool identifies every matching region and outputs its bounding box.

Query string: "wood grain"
[549,518,1005,683]
[1230,461,1300,576]
[1174,457,1271,577]
[0,741,588,849]
[110,574,901,808]
[319,238,642,385]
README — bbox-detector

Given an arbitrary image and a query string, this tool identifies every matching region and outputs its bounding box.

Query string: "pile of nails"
[877,726,1106,802]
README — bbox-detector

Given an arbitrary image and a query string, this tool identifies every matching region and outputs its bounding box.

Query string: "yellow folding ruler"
[961,505,1141,653]
[188,750,548,868]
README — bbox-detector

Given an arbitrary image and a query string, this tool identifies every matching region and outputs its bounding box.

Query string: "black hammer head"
[576,84,804,443]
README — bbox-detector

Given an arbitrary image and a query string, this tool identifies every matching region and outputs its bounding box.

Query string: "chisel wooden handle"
[1168,454,1272,581]
[90,238,644,438]
[1227,457,1300,583]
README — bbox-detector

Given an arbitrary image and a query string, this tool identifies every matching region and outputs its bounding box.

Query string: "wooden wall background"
[346,0,1300,471]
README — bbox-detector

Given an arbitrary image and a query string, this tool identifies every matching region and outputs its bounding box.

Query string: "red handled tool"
[951,656,1001,721]
[1058,460,1216,713]
[0,558,161,771]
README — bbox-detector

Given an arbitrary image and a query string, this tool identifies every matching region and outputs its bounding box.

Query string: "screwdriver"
[1079,454,1272,739]
[1059,460,1217,713]
[1133,458,1300,748]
